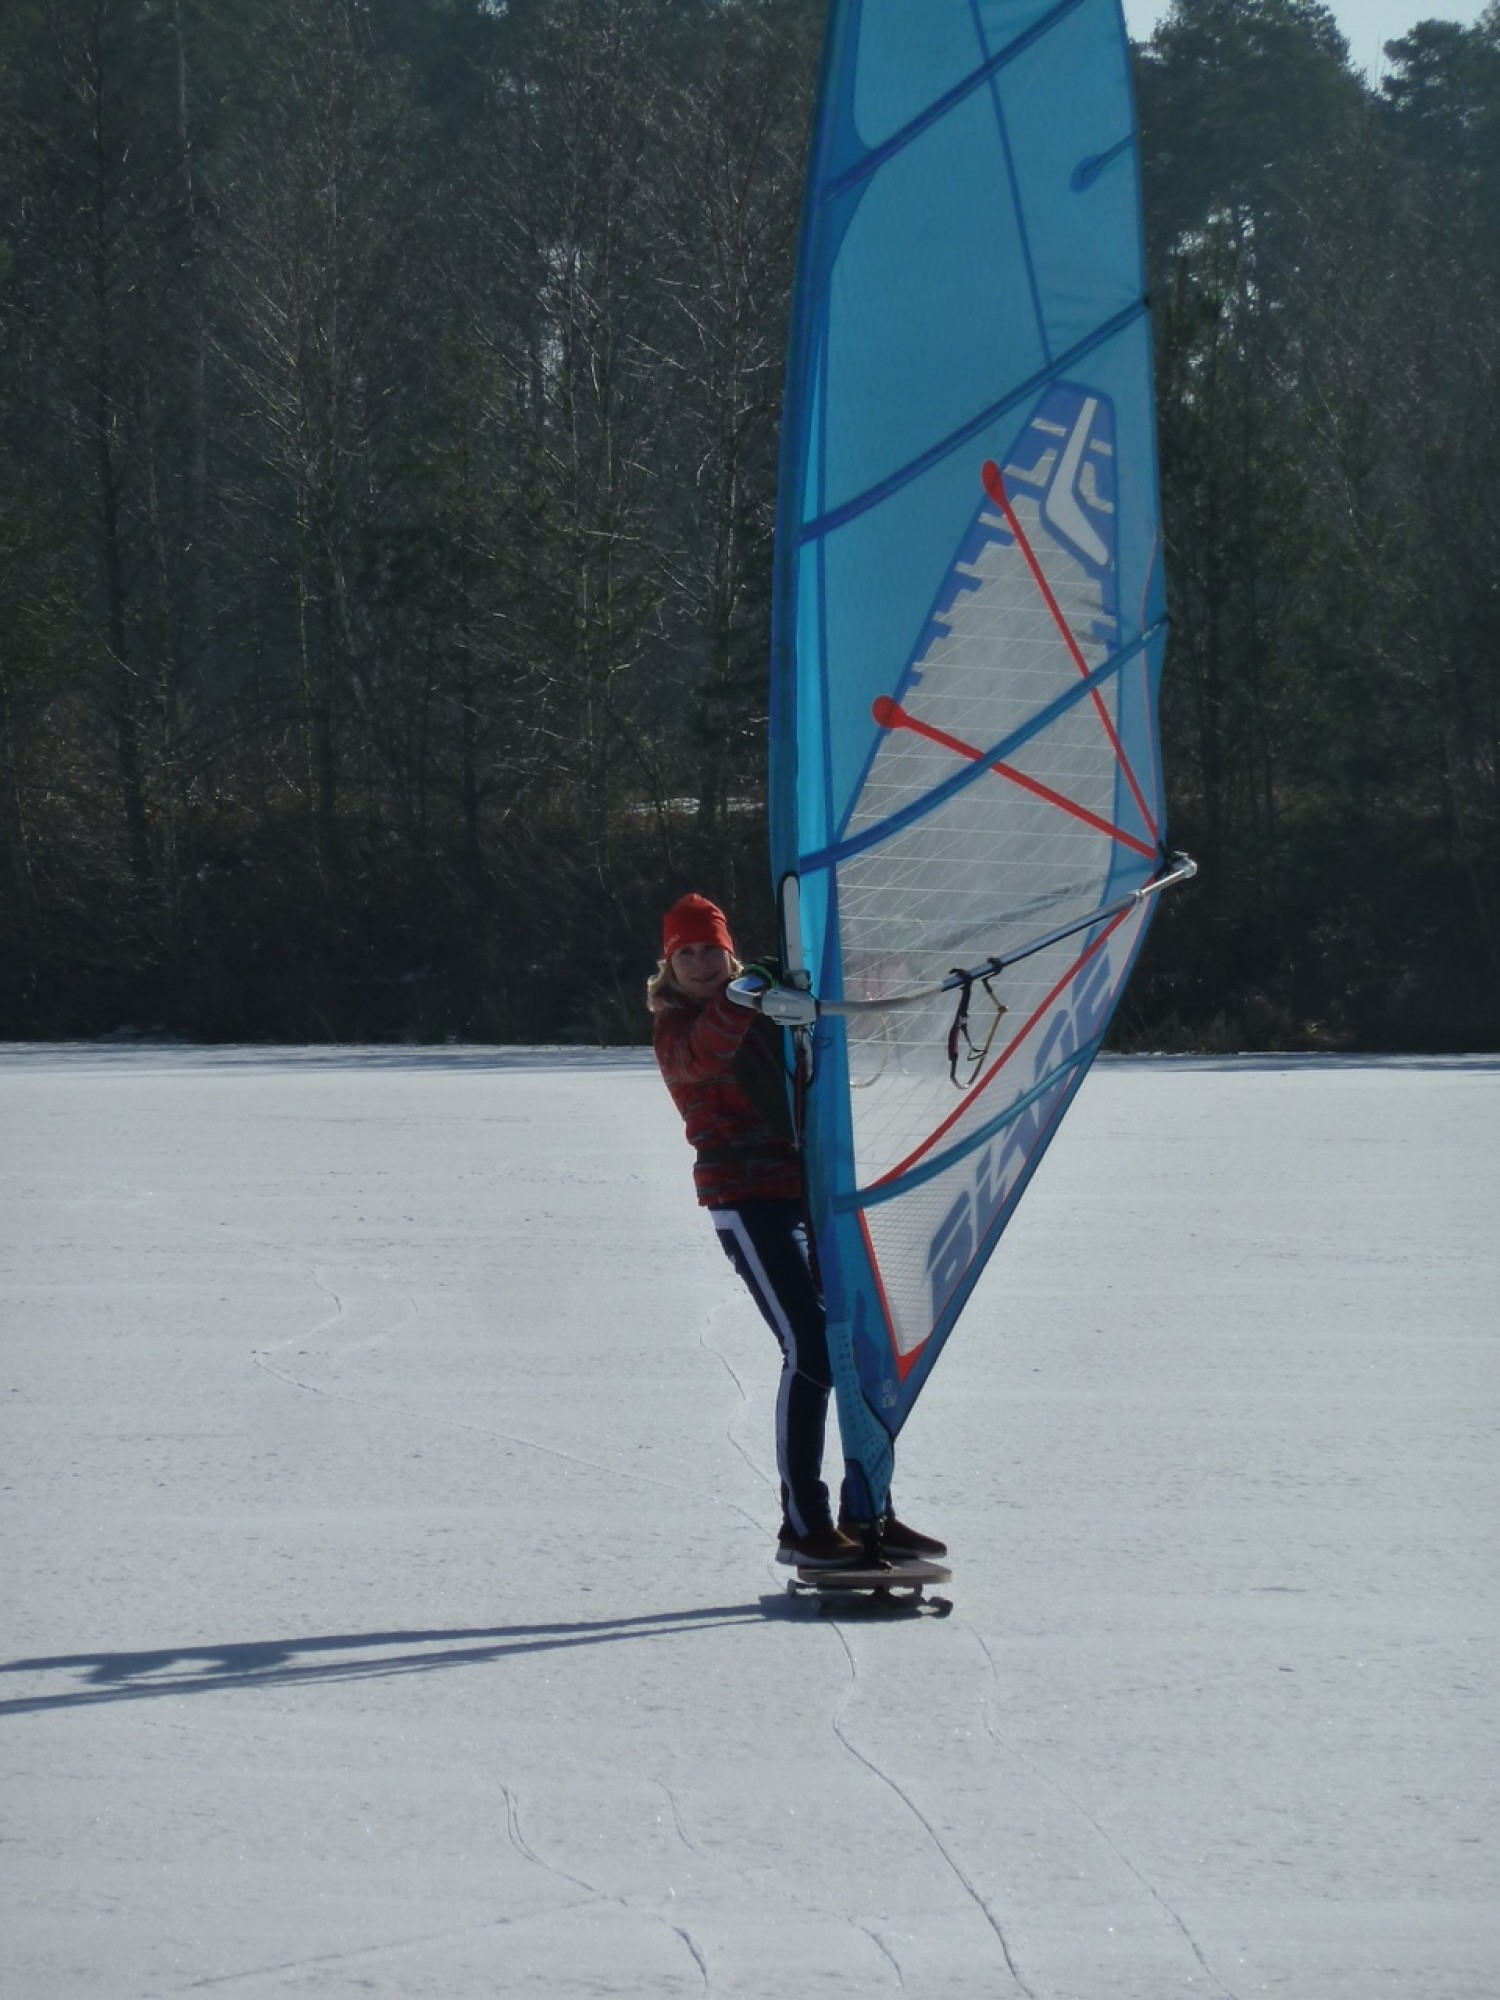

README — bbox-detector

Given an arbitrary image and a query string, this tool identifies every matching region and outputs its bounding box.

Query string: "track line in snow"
[655,1780,702,1856]
[698,1283,781,1508]
[166,1898,604,1994]
[969,1626,1244,2000]
[502,1781,598,1897]
[250,1265,416,1394]
[648,1772,909,1990]
[671,1924,712,1995]
[860,1924,909,1991]
[825,1624,1037,1997]
[501,1784,711,1996]
[247,1268,353,1394]
[247,1266,778,1539]
[254,1351,778,1547]
[436,1408,773,1533]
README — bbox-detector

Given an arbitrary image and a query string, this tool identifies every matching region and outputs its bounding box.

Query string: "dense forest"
[1,0,1496,1048]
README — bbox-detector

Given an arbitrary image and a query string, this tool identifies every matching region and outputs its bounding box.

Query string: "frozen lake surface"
[2,1045,1497,1998]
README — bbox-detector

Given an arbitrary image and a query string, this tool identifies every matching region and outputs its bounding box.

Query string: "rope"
[946,959,1007,1089]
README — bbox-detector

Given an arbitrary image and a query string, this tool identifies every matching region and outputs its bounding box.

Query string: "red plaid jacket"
[653,990,802,1207]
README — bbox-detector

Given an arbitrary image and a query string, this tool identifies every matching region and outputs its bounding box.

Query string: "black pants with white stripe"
[711,1198,834,1539]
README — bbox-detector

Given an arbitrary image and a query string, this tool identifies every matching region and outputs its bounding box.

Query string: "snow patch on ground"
[3,1049,1496,1996]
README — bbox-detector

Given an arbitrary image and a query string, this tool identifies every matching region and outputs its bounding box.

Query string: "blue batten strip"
[803,622,1161,877]
[797,302,1148,548]
[820,0,1091,207]
[834,1040,1099,1212]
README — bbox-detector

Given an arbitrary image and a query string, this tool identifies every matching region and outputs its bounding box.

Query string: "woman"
[649,891,945,1568]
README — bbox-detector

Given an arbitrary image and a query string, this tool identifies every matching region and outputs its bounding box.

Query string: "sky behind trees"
[1121,0,1491,75]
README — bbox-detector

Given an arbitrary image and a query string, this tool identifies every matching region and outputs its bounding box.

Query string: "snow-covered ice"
[2,1045,1496,1998]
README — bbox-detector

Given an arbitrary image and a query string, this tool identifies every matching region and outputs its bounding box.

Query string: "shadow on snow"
[0,1603,802,1717]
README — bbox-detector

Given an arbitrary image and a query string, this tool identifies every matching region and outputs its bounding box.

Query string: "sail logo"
[924,936,1121,1327]
[1007,384,1118,600]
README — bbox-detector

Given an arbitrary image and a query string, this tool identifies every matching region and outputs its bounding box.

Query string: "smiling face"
[670,941,733,1004]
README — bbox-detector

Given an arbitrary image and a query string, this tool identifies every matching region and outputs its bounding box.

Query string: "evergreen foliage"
[0,0,1494,1048]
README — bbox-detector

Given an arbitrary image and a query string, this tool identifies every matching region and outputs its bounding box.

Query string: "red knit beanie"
[662,893,735,961]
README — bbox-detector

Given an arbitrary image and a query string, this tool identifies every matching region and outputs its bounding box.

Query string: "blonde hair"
[646,952,743,1016]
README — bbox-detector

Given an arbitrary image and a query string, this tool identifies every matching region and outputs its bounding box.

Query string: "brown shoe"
[776,1523,862,1568]
[839,1509,947,1560]
[880,1515,947,1559]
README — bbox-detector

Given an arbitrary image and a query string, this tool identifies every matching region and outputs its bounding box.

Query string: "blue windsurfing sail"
[766,0,1193,1521]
